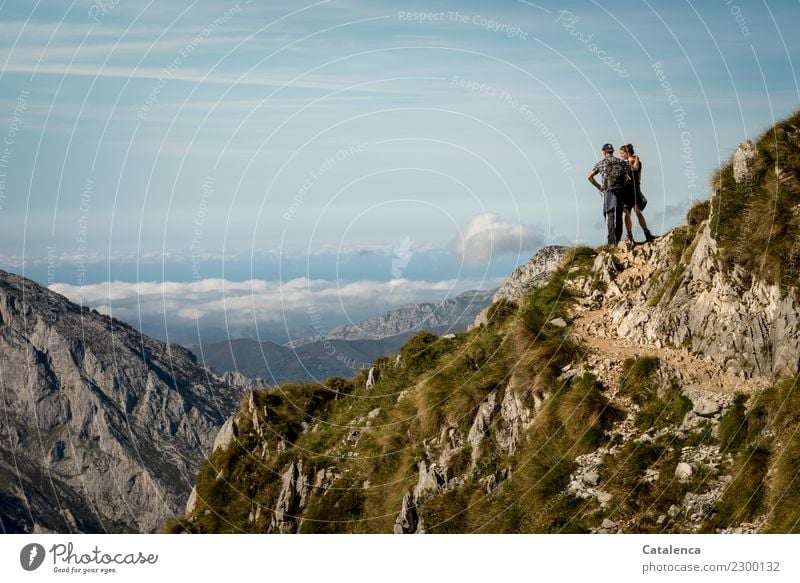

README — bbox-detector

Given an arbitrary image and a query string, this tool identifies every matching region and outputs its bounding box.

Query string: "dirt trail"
[569,246,770,397]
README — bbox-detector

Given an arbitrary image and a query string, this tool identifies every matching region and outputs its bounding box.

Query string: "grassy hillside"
[166,242,800,533]
[708,109,800,290]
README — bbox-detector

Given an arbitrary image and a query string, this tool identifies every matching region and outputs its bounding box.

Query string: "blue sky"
[1,0,799,344]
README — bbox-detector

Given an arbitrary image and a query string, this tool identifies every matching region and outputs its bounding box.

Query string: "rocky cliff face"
[606,224,800,379]
[0,269,242,533]
[471,246,568,328]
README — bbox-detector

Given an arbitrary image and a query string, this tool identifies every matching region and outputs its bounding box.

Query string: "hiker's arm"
[629,156,640,171]
[587,169,602,191]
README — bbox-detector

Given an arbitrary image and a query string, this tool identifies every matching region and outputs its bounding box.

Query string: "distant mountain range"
[192,289,494,383]
[289,289,494,346]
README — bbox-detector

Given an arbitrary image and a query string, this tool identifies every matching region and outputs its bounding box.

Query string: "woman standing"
[619,144,655,244]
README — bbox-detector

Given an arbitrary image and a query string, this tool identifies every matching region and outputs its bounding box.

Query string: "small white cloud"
[454,213,542,264]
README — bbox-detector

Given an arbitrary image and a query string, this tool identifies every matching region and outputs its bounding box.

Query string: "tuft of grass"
[718,393,749,452]
[400,332,451,375]
[298,476,366,534]
[686,199,711,228]
[709,443,770,529]
[766,431,800,533]
[556,373,621,447]
[619,356,661,404]
[709,110,800,289]
[486,299,517,327]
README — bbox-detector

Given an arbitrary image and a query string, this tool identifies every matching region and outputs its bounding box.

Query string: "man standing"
[588,143,629,245]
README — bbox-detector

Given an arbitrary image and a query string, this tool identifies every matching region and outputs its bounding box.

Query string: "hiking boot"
[644,229,656,243]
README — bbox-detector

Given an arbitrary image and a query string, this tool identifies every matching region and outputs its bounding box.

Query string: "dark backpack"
[604,157,629,192]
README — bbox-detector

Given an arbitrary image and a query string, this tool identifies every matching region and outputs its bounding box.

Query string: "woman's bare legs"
[634,206,656,242]
[623,208,634,238]
[634,206,648,231]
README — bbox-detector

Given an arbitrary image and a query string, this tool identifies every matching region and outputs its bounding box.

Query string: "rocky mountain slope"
[290,289,494,346]
[470,245,567,328]
[0,269,244,533]
[170,111,800,534]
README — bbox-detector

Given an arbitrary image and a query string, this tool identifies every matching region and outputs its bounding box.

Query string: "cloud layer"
[50,276,501,345]
[454,213,542,264]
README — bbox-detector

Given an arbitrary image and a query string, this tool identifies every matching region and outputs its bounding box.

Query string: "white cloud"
[49,276,501,344]
[453,213,542,264]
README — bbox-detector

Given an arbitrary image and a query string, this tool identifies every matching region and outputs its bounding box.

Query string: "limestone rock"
[472,246,568,328]
[270,460,310,534]
[495,385,530,455]
[413,460,445,499]
[213,416,239,452]
[393,491,418,534]
[217,370,267,391]
[467,392,497,461]
[607,224,800,379]
[597,491,613,505]
[313,467,340,490]
[732,140,758,184]
[185,486,198,515]
[295,290,493,345]
[692,396,721,417]
[365,366,378,389]
[675,462,694,481]
[0,268,240,533]
[584,470,600,487]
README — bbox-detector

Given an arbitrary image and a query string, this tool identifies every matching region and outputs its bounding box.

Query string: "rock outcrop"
[471,246,568,328]
[216,370,268,391]
[270,460,310,534]
[0,269,240,533]
[605,224,800,379]
[732,139,758,184]
[393,491,419,534]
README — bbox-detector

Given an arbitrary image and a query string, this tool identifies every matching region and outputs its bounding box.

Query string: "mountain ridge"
[0,268,244,533]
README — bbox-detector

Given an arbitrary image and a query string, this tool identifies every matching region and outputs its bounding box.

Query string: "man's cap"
[602,143,614,152]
